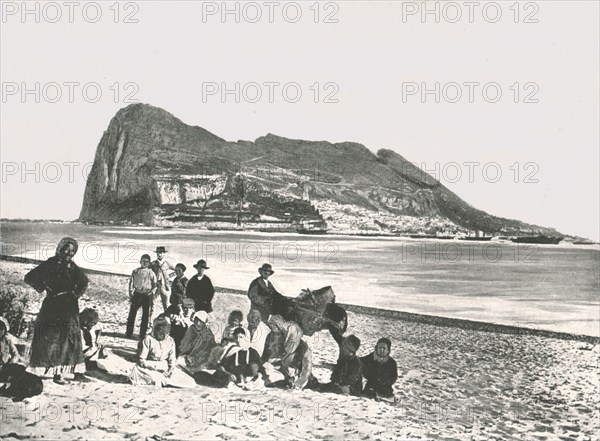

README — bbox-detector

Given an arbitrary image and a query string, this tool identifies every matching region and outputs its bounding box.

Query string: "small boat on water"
[296,228,328,235]
[296,219,328,235]
[459,236,493,242]
[409,234,454,240]
[511,236,563,245]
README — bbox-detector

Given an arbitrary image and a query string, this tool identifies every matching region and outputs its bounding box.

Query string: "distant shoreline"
[2,253,597,344]
[1,217,596,244]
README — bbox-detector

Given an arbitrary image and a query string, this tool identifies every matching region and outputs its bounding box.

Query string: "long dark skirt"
[30,292,84,374]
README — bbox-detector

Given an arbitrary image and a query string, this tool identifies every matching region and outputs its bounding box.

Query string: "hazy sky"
[1,1,598,240]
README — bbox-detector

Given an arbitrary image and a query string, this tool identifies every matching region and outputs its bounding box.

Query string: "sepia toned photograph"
[1,1,598,440]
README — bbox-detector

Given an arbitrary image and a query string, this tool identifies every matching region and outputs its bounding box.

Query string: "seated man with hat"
[247,263,285,323]
[185,260,215,313]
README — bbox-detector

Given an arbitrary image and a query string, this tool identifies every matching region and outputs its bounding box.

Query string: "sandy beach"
[1,260,598,440]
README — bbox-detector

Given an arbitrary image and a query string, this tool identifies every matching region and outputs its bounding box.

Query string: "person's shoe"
[53,375,69,385]
[377,394,396,404]
[73,373,92,383]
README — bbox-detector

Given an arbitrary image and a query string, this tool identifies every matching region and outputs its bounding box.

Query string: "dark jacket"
[329,329,362,396]
[247,277,283,322]
[331,354,362,396]
[170,276,188,306]
[360,353,398,398]
[185,275,215,313]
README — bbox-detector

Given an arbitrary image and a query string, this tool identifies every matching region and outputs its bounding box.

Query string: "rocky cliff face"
[79,103,559,235]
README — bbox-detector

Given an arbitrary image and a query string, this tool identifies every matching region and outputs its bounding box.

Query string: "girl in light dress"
[129,318,195,388]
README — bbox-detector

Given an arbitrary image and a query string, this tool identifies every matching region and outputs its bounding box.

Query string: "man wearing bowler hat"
[151,246,175,313]
[247,263,284,323]
[185,260,215,313]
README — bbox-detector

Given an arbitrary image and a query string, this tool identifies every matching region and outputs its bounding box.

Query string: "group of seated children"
[123,302,398,402]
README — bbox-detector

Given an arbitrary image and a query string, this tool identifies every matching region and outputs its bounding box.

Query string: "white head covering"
[194,310,210,323]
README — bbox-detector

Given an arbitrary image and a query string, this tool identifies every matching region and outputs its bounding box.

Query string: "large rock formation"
[79,103,559,235]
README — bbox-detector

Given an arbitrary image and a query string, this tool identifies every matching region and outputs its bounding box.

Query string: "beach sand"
[0,260,598,440]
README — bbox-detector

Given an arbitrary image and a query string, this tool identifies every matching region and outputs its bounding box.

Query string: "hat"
[182,298,195,308]
[345,334,361,352]
[175,263,187,272]
[194,311,210,323]
[193,259,209,269]
[155,246,167,253]
[258,263,274,275]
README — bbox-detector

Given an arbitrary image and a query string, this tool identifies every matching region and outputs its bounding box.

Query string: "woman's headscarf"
[194,310,210,324]
[267,315,286,333]
[266,315,302,369]
[55,237,79,256]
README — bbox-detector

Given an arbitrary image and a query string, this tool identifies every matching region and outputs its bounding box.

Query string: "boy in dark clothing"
[320,329,363,396]
[169,263,188,307]
[360,337,398,402]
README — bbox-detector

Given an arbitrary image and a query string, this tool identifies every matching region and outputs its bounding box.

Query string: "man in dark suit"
[247,263,284,323]
[185,260,215,313]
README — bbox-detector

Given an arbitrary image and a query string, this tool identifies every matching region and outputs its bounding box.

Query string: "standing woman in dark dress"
[24,237,89,384]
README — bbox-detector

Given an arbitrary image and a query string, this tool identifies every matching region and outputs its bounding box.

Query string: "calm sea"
[1,221,598,336]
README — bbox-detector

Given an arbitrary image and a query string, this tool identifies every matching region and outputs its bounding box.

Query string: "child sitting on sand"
[166,299,195,355]
[194,328,263,389]
[238,361,265,391]
[318,331,363,396]
[203,310,245,369]
[0,317,19,367]
[80,308,103,368]
[221,310,244,343]
[0,316,43,402]
[177,310,217,373]
[360,338,398,403]
[129,318,196,388]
